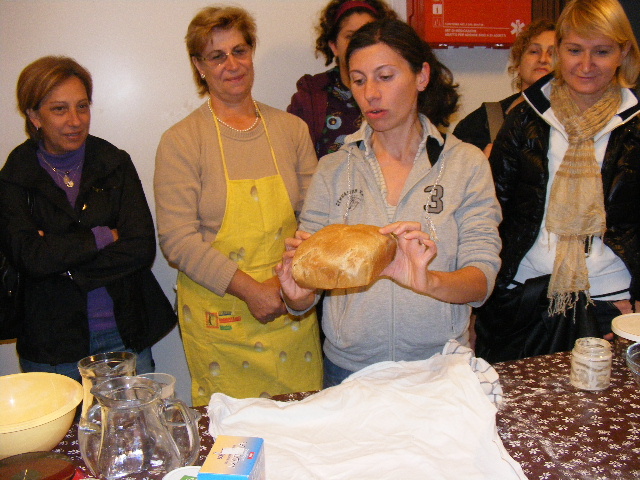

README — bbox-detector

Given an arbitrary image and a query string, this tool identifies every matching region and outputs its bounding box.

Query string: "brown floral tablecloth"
[53,351,640,479]
[494,350,640,480]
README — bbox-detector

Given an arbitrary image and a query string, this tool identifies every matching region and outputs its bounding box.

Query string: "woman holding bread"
[154,6,322,404]
[277,19,502,387]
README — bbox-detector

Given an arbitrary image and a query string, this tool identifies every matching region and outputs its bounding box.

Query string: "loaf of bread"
[291,224,397,289]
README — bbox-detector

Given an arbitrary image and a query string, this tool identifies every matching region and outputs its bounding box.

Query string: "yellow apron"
[177,102,322,405]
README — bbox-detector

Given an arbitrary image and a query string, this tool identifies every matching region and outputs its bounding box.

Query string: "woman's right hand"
[275,231,315,311]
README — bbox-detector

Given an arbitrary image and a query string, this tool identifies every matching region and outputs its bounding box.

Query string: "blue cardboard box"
[198,436,265,480]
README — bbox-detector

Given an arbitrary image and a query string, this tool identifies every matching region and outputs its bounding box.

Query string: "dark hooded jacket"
[487,75,640,302]
[0,135,176,364]
[474,75,640,363]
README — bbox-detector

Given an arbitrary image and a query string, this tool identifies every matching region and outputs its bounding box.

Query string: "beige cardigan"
[154,101,317,296]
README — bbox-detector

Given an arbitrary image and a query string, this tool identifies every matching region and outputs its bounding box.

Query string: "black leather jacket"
[0,136,176,364]
[488,76,640,302]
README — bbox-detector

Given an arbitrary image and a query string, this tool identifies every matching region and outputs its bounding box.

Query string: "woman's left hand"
[253,276,288,324]
[379,221,436,292]
[614,299,640,315]
[242,275,287,324]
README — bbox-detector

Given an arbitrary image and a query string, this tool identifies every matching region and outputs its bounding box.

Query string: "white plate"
[162,465,201,480]
[612,313,640,342]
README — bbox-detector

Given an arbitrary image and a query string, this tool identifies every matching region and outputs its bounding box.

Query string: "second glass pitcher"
[78,375,199,479]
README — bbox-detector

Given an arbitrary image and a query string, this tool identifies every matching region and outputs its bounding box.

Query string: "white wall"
[0,0,512,403]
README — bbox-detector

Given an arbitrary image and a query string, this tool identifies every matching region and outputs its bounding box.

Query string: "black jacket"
[487,75,640,302]
[0,135,176,364]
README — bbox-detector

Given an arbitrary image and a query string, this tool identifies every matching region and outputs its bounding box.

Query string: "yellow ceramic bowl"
[0,372,82,459]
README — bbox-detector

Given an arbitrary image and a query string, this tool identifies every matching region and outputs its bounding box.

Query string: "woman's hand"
[379,221,436,293]
[250,276,288,324]
[275,231,316,311]
[243,276,287,324]
[614,299,640,315]
[227,271,286,324]
[380,222,487,303]
[483,143,493,158]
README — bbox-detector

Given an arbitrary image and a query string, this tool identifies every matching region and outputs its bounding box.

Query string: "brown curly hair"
[507,19,555,91]
[315,0,398,66]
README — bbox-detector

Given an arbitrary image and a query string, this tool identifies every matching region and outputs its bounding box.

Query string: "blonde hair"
[555,0,639,88]
[185,5,257,96]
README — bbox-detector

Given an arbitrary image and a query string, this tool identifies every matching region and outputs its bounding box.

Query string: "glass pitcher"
[137,372,202,466]
[77,351,137,475]
[78,376,199,480]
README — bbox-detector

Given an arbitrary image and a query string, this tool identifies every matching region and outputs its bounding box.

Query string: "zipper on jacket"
[390,280,396,361]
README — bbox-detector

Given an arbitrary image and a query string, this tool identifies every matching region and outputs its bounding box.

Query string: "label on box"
[407,0,532,48]
[198,436,265,480]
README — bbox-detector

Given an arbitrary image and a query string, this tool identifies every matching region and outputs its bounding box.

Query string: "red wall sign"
[407,0,532,48]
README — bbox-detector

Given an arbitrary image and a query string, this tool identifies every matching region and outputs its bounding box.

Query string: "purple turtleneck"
[37,143,84,206]
[38,143,117,333]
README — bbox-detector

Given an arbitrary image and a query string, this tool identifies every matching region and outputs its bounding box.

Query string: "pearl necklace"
[38,153,82,188]
[208,99,260,132]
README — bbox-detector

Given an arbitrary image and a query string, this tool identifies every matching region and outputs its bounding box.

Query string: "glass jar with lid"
[570,337,612,391]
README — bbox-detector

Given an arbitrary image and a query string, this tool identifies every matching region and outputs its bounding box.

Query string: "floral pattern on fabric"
[52,351,640,479]
[494,351,640,479]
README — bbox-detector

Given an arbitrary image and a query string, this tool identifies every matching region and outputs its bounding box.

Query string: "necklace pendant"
[63,174,74,188]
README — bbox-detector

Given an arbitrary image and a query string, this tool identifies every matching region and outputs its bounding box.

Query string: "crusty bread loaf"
[291,224,397,289]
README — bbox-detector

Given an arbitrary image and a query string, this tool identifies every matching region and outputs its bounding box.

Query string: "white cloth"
[438,340,504,406]
[207,341,525,479]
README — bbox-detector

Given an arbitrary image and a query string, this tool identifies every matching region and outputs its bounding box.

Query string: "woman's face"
[518,30,555,90]
[557,30,628,111]
[27,76,90,155]
[193,27,254,104]
[330,11,376,76]
[349,43,428,134]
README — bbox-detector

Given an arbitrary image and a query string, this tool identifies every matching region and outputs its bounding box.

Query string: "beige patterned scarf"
[547,81,621,315]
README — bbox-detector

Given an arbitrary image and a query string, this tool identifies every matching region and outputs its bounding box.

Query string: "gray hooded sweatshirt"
[298,115,502,373]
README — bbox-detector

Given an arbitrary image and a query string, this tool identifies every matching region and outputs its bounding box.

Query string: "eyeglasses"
[195,45,252,66]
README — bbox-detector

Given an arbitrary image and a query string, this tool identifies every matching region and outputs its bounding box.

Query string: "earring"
[200,73,206,79]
